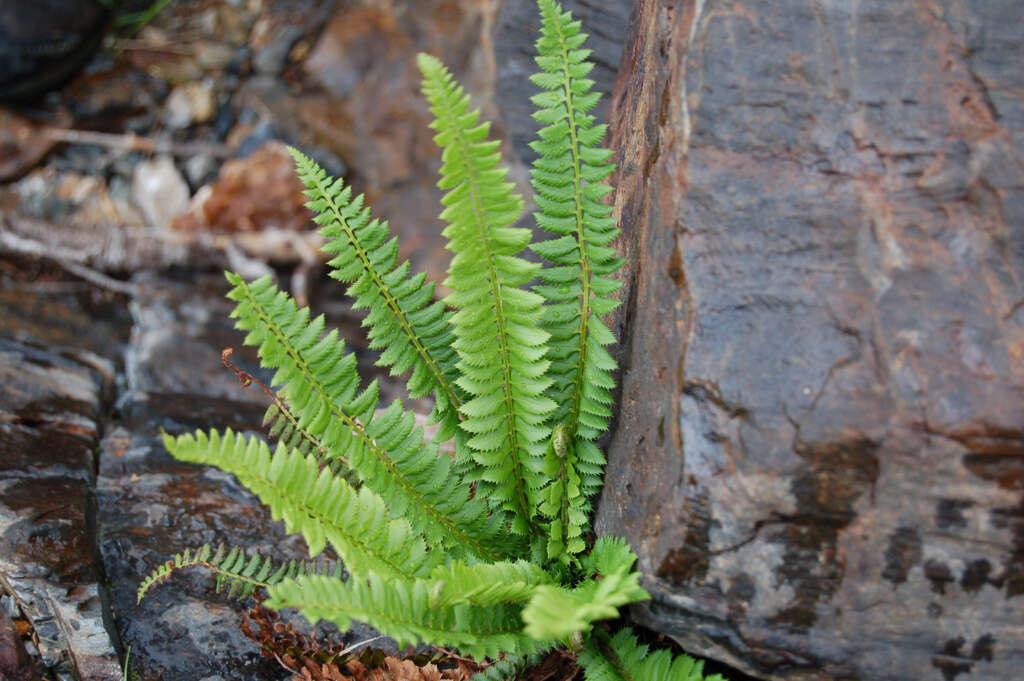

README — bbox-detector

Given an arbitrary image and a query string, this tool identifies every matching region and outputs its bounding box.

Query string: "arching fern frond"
[163,429,440,580]
[265,573,550,661]
[578,628,725,681]
[418,52,556,534]
[137,542,341,603]
[290,148,464,442]
[529,0,624,562]
[225,273,512,562]
[426,559,552,609]
[521,537,648,640]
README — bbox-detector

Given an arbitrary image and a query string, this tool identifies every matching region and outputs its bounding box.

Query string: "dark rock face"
[597,1,1024,680]
[0,282,128,681]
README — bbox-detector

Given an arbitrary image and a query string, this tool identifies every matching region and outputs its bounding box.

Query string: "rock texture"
[0,281,128,681]
[596,2,1024,680]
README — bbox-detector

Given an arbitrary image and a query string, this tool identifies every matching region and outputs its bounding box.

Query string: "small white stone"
[164,81,216,129]
[132,156,191,230]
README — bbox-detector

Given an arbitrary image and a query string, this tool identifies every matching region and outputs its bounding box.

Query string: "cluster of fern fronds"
[140,2,723,680]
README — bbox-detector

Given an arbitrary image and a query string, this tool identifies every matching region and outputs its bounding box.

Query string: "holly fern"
[140,2,723,680]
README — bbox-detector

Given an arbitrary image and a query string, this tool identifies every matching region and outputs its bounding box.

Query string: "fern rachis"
[140,3,722,681]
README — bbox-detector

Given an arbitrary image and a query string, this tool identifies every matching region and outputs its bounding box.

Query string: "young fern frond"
[163,429,440,580]
[530,0,624,562]
[136,543,341,603]
[418,52,556,534]
[226,273,511,562]
[521,538,648,640]
[265,573,550,661]
[290,148,464,441]
[538,423,587,561]
[578,628,725,681]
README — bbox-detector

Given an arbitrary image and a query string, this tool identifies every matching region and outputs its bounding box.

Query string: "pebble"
[164,80,216,129]
[184,153,217,189]
[235,120,278,158]
[193,41,235,71]
[131,156,191,229]
[253,24,304,75]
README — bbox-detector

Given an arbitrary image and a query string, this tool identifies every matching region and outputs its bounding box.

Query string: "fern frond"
[137,542,340,603]
[290,148,464,441]
[263,401,324,458]
[426,560,552,609]
[226,273,512,561]
[578,628,724,681]
[163,429,440,580]
[530,0,624,561]
[266,573,550,661]
[418,52,556,534]
[521,537,648,640]
[538,424,587,561]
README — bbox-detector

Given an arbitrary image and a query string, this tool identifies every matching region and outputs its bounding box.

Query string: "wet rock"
[0,447,119,679]
[97,394,314,681]
[0,337,110,437]
[597,2,1024,680]
[0,269,132,361]
[0,281,123,680]
[132,156,191,230]
[172,140,312,233]
[125,271,268,402]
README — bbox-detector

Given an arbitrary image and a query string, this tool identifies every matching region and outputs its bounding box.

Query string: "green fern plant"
[139,2,724,680]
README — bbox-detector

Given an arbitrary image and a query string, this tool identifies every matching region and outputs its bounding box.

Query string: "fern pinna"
[141,2,722,680]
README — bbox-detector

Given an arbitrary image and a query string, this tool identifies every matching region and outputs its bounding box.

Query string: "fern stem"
[306,169,464,416]
[222,347,332,461]
[552,5,592,438]
[238,282,502,562]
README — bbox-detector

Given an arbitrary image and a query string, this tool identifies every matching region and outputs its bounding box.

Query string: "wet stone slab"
[0,275,128,680]
[98,393,325,681]
[0,390,121,680]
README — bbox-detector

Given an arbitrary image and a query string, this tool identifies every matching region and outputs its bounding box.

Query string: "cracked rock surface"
[0,264,388,681]
[597,2,1024,680]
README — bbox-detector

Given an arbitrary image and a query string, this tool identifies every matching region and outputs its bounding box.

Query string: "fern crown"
[141,3,722,680]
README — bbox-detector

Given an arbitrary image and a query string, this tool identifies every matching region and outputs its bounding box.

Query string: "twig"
[433,646,482,665]
[42,127,233,158]
[56,259,142,296]
[335,635,386,658]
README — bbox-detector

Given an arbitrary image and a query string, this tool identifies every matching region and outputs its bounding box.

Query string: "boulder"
[596,1,1024,680]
